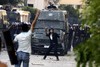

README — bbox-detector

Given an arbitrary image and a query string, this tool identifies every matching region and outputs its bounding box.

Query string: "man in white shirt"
[14,10,40,67]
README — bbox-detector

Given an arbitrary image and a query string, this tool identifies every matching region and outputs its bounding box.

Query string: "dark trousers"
[43,43,59,60]
[67,38,72,51]
[0,37,1,51]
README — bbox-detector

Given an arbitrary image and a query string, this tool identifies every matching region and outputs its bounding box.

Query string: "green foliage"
[59,5,80,24]
[23,0,27,6]
[74,0,100,67]
[59,5,79,17]
[22,6,37,22]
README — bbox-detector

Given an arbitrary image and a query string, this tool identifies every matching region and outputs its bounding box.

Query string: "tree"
[22,6,37,23]
[74,0,100,67]
[59,5,79,24]
[59,5,79,17]
[24,0,27,6]
[53,0,60,4]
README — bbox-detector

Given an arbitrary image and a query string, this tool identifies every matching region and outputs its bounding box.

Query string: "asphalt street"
[0,51,76,67]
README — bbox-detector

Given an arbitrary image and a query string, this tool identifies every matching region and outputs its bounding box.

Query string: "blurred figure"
[0,37,1,52]
[72,25,81,48]
[83,26,91,40]
[67,26,73,51]
[13,10,40,67]
[0,37,7,67]
[47,1,57,10]
[0,5,3,9]
[43,28,59,61]
[0,62,7,67]
[60,30,65,50]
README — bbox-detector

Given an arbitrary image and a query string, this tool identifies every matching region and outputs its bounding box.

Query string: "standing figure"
[67,26,73,51]
[0,37,7,67]
[47,1,57,10]
[13,10,40,67]
[0,37,1,52]
[43,28,59,61]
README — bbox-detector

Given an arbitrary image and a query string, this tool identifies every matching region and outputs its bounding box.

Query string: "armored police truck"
[31,10,68,55]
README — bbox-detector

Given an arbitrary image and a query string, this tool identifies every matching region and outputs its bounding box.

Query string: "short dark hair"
[21,24,29,32]
[49,28,54,32]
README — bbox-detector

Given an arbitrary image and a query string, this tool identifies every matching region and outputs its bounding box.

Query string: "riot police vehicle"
[31,10,68,55]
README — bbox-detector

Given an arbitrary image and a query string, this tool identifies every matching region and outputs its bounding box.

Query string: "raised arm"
[30,10,40,31]
[45,28,49,36]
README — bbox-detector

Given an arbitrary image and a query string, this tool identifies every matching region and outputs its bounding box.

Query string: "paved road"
[0,51,76,67]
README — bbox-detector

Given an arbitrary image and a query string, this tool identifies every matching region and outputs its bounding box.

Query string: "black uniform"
[43,32,59,60]
[47,4,57,9]
[67,28,73,51]
[0,37,1,51]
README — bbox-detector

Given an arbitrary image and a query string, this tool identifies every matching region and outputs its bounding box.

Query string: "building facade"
[59,0,82,5]
[27,0,48,10]
[27,0,82,10]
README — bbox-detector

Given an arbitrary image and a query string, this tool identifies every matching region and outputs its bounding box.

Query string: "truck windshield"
[35,21,64,29]
[33,28,60,39]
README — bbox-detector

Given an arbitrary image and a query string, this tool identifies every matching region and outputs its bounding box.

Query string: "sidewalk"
[0,51,76,67]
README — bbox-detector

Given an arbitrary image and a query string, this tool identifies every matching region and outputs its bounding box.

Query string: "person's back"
[14,10,40,67]
[15,30,31,53]
[0,37,7,67]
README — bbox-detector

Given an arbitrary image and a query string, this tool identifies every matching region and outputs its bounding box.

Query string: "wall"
[59,0,82,5]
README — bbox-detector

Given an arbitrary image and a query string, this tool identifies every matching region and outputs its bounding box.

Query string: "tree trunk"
[24,0,27,6]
